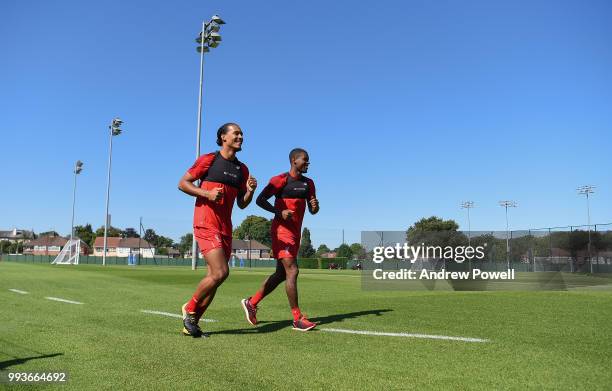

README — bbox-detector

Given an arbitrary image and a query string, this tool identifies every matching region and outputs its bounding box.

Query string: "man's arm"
[256,187,277,215]
[256,185,294,220]
[308,197,320,215]
[237,176,257,209]
[307,178,319,215]
[177,172,222,202]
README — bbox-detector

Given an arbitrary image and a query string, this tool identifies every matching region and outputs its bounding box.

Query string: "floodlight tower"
[70,160,84,258]
[461,201,474,246]
[499,200,517,269]
[191,15,226,271]
[577,185,595,271]
[103,117,124,266]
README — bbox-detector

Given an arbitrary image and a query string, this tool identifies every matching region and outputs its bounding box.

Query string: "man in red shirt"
[178,123,257,337]
[241,148,319,331]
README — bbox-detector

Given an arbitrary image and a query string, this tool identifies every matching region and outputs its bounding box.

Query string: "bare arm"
[308,197,320,215]
[177,172,222,202]
[237,176,257,209]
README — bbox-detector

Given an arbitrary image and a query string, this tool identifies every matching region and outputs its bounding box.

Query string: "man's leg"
[241,261,286,325]
[182,249,229,336]
[195,286,217,322]
[253,261,287,304]
[279,257,299,316]
[281,257,316,331]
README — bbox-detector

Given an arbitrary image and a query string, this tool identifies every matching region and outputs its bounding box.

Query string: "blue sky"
[1,0,611,248]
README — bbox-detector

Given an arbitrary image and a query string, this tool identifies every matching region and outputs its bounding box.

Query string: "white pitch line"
[321,328,489,343]
[8,289,29,294]
[45,297,83,305]
[140,310,217,323]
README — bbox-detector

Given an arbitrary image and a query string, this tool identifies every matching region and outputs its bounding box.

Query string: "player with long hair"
[178,123,257,337]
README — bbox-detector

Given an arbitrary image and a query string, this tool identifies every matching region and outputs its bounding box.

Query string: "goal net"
[52,239,81,265]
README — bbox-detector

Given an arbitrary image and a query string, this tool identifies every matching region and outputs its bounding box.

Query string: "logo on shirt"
[223,171,238,178]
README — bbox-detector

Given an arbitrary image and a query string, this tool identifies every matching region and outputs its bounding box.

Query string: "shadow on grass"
[0,353,64,370]
[207,309,393,336]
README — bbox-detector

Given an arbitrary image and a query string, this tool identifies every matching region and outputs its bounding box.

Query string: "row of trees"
[404,216,612,262]
[231,215,366,259]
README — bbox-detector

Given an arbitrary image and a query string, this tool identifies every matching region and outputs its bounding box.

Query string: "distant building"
[0,228,35,243]
[93,237,155,258]
[24,236,90,256]
[232,239,271,259]
[320,252,337,258]
[181,239,271,259]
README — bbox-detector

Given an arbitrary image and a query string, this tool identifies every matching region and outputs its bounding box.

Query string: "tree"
[316,244,331,257]
[157,247,169,256]
[124,228,140,238]
[298,227,316,258]
[156,235,175,248]
[74,224,94,247]
[349,243,366,259]
[335,243,352,259]
[95,226,124,238]
[406,216,467,248]
[39,231,60,237]
[233,215,272,247]
[0,240,10,254]
[143,229,159,246]
[178,233,193,255]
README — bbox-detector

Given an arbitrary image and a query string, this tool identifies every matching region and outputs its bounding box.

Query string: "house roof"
[24,237,90,249]
[0,229,35,240]
[232,239,270,250]
[93,237,122,248]
[25,236,68,247]
[93,237,152,249]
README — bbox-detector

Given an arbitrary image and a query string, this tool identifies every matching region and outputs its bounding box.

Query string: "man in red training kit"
[178,123,257,337]
[241,148,319,331]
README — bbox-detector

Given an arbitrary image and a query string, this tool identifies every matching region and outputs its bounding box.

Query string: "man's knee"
[285,263,299,279]
[274,269,287,281]
[209,267,229,284]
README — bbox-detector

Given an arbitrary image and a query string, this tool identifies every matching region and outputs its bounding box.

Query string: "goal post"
[52,239,81,265]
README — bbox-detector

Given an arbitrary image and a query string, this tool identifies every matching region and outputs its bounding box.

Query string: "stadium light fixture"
[460,201,474,246]
[499,200,517,269]
[577,185,596,272]
[191,15,227,271]
[70,160,84,259]
[103,117,125,266]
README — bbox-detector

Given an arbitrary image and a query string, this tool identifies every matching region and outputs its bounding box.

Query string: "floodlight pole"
[103,118,123,266]
[577,185,595,273]
[70,160,83,259]
[192,20,206,271]
[499,201,516,270]
[191,15,225,270]
[461,201,474,246]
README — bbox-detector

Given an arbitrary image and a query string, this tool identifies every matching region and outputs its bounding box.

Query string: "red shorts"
[194,228,232,259]
[272,234,300,259]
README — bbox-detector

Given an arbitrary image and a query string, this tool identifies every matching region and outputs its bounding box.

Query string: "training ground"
[1,262,611,390]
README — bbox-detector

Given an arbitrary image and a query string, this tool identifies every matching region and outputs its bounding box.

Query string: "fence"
[361,223,612,273]
[0,254,350,270]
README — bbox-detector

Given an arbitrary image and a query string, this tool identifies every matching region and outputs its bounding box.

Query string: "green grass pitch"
[1,262,611,390]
